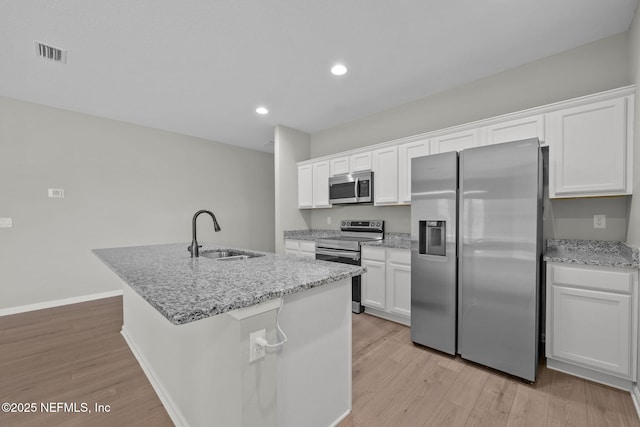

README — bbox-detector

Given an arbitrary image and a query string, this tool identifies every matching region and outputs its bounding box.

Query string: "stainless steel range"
[316,220,384,313]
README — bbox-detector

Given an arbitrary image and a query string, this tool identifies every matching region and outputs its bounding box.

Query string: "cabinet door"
[398,139,429,204]
[350,152,372,172]
[372,146,398,205]
[362,259,386,310]
[485,115,545,146]
[387,250,411,318]
[548,97,631,198]
[550,285,632,378]
[430,129,482,154]
[312,161,332,208]
[330,156,350,176]
[299,241,316,259]
[297,165,313,209]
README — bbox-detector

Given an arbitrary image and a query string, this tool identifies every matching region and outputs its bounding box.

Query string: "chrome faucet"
[188,210,221,257]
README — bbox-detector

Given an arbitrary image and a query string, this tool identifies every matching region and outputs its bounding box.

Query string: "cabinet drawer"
[299,241,316,253]
[387,248,411,265]
[551,264,633,294]
[362,246,386,262]
[284,240,299,250]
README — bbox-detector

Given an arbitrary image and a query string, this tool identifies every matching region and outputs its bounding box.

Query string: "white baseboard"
[329,408,351,427]
[121,328,189,427]
[362,306,410,326]
[632,385,640,421]
[0,290,123,317]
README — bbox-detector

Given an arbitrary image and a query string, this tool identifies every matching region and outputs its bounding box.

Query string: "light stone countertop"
[93,243,365,325]
[284,230,411,249]
[543,239,639,269]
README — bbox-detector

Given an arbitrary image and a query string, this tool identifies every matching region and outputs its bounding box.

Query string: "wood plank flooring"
[339,313,640,427]
[1,297,638,426]
[0,297,172,426]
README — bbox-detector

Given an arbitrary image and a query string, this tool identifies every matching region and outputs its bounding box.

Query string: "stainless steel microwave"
[328,170,374,204]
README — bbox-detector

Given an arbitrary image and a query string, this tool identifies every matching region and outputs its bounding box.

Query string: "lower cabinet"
[284,239,316,258]
[546,263,638,390]
[362,246,411,325]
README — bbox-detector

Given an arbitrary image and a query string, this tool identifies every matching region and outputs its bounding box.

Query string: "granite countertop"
[361,233,411,249]
[283,229,340,241]
[93,243,365,325]
[284,229,411,249]
[543,239,639,269]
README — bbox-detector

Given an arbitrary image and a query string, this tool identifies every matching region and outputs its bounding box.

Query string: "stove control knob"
[341,221,347,227]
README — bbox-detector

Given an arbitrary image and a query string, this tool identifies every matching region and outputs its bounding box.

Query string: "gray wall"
[306,33,632,240]
[0,97,275,309]
[274,125,311,253]
[627,7,640,246]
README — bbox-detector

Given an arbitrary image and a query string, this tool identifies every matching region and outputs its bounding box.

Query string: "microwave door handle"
[354,178,360,200]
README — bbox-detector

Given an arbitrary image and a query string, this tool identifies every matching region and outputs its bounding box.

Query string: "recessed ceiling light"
[256,107,269,115]
[330,64,348,76]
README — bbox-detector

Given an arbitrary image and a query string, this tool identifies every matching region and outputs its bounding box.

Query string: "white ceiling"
[0,1,637,153]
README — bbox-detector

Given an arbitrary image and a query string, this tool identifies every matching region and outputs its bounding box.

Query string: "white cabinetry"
[313,161,331,208]
[297,165,313,209]
[398,139,429,204]
[484,115,545,146]
[330,157,350,176]
[361,247,386,310]
[361,246,411,325]
[350,152,372,172]
[284,239,316,258]
[430,129,482,154]
[548,96,633,198]
[372,146,398,205]
[297,161,332,209]
[546,263,638,389]
[330,152,372,176]
[386,249,411,318]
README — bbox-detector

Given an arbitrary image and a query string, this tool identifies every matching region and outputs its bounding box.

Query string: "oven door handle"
[316,248,361,260]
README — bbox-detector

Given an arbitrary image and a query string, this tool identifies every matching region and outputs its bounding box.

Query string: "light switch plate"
[0,218,12,228]
[594,215,606,229]
[48,188,64,198]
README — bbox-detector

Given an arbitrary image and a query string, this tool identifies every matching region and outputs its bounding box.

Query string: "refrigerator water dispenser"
[419,220,446,256]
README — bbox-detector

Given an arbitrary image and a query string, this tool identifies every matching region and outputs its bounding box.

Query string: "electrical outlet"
[0,218,12,228]
[593,215,606,229]
[249,329,266,363]
[327,216,332,225]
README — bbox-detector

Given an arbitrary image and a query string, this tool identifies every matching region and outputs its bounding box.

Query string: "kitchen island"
[94,243,364,427]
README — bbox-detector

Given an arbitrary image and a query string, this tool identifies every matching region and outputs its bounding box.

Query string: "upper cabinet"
[430,129,482,154]
[398,139,429,204]
[330,152,372,176]
[329,157,350,176]
[297,161,332,209]
[350,152,372,172]
[313,161,332,208]
[297,164,313,209]
[297,86,635,208]
[372,146,399,205]
[485,115,545,146]
[548,95,634,198]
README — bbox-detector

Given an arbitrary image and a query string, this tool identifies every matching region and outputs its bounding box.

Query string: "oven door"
[316,247,364,314]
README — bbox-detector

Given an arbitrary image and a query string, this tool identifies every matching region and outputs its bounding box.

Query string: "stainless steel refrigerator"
[410,138,542,382]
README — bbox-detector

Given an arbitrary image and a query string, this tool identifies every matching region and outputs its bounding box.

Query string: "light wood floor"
[0,296,172,426]
[340,313,640,427]
[1,298,638,426]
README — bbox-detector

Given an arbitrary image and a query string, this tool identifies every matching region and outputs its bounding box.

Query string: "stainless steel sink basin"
[200,249,264,261]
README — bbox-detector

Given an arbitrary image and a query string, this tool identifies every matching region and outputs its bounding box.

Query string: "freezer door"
[458,139,541,382]
[410,151,458,355]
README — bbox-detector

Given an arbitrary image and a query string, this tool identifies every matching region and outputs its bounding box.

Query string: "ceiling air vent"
[34,41,67,64]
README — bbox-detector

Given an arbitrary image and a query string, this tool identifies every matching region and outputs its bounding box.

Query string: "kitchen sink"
[199,249,264,261]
